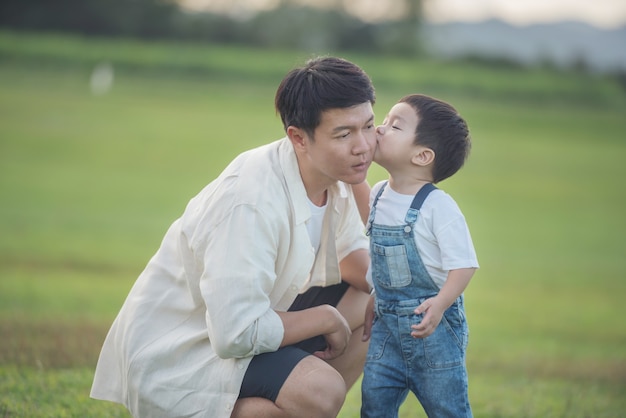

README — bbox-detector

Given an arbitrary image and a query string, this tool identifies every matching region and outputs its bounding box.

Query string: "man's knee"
[306,366,346,417]
[277,357,346,418]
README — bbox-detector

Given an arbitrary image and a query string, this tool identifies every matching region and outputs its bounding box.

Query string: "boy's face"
[374,102,421,171]
[297,102,376,186]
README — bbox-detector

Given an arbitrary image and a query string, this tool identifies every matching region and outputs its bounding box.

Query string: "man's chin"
[343,172,369,185]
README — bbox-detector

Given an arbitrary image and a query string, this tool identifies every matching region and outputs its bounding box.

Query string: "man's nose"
[353,131,373,155]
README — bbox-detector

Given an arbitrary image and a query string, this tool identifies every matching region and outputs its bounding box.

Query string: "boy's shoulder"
[422,188,465,219]
[424,187,457,205]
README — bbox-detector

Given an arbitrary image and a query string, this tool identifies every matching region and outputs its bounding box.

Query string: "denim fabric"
[361,183,472,418]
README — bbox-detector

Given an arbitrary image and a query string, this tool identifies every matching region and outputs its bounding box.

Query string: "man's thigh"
[239,346,310,402]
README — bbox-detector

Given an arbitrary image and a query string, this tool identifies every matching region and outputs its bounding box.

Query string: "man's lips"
[352,160,371,171]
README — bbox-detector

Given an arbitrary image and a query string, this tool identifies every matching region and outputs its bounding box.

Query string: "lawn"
[1,31,625,417]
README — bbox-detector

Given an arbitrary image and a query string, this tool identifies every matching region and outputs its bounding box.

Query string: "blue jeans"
[361,298,471,418]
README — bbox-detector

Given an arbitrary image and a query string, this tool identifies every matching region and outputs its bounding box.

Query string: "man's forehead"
[319,103,374,128]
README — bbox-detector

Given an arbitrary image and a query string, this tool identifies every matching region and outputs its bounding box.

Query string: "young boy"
[360,94,479,418]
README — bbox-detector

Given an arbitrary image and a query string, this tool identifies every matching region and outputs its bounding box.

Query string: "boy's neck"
[388,176,432,196]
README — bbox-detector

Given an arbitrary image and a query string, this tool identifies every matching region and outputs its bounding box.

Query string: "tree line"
[0,0,423,54]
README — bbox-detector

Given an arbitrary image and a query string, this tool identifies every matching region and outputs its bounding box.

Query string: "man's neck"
[306,188,328,207]
[297,155,333,207]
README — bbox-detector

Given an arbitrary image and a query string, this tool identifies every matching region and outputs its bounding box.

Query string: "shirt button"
[404,226,411,233]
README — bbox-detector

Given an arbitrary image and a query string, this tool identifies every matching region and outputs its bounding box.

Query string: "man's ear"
[287,126,307,150]
[412,147,435,167]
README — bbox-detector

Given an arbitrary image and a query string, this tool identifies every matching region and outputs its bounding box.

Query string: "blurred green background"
[1,1,626,417]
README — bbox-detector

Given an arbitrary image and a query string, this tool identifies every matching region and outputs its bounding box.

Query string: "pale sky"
[181,0,626,29]
[423,0,626,28]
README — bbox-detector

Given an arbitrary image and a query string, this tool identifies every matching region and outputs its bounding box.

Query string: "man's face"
[302,102,376,186]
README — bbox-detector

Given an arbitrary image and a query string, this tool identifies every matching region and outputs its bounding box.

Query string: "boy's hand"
[411,297,445,338]
[361,293,376,342]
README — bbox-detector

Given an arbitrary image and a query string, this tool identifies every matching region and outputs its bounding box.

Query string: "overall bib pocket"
[371,242,412,288]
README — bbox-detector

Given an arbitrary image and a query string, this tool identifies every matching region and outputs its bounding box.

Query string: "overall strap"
[371,181,388,208]
[409,183,438,211]
[365,181,388,236]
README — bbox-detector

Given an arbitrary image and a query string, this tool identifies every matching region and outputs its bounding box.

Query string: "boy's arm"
[410,267,475,338]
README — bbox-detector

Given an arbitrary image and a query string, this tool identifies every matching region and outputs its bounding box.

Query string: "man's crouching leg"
[326,285,370,389]
[232,355,346,418]
[232,284,370,417]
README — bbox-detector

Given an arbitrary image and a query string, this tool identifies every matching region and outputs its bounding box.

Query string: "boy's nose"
[376,125,385,135]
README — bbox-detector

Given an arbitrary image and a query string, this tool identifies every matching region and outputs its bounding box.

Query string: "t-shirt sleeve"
[431,193,479,271]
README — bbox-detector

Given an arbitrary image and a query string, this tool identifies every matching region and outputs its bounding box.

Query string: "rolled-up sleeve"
[197,203,285,359]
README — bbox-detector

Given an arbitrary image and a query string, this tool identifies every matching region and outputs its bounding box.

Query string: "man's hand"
[314,307,352,360]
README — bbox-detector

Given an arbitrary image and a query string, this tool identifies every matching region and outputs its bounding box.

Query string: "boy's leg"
[412,364,472,418]
[360,311,409,418]
[409,308,472,418]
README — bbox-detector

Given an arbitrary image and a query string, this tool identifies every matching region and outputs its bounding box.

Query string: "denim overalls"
[361,182,472,418]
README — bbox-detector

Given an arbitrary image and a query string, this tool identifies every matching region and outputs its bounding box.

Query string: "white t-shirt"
[303,199,327,291]
[367,181,479,289]
[306,199,327,255]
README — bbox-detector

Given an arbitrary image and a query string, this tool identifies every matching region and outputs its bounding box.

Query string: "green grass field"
[1,31,625,417]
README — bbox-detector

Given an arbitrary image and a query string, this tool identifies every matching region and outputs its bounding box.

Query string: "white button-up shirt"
[90,137,368,417]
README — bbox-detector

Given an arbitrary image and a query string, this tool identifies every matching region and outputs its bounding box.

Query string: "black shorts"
[238,281,349,402]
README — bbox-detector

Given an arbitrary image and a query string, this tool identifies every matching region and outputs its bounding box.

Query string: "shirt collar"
[278,137,309,226]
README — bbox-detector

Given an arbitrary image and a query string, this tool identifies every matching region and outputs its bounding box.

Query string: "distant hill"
[421,20,626,73]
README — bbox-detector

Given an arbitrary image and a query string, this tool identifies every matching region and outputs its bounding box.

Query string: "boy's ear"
[412,147,435,167]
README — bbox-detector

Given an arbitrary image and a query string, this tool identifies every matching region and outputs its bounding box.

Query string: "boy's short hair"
[275,56,376,138]
[400,94,471,183]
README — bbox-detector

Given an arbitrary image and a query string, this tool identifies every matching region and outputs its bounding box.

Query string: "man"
[91,56,376,418]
